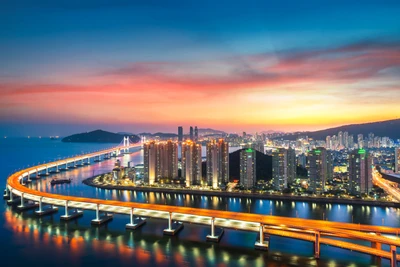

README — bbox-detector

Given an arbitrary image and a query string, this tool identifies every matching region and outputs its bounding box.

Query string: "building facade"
[206,139,229,189]
[182,140,202,187]
[143,140,178,185]
[240,148,256,189]
[396,147,400,173]
[307,147,331,194]
[348,149,372,194]
[272,148,296,190]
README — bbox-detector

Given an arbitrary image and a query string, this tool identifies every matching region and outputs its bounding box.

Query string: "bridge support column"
[61,200,83,220]
[19,193,25,208]
[9,189,13,201]
[206,217,224,242]
[91,204,112,225]
[371,233,382,250]
[27,173,31,182]
[390,245,397,267]
[314,231,320,259]
[3,185,10,199]
[65,200,69,217]
[126,208,146,230]
[163,212,183,235]
[38,197,43,213]
[255,224,269,250]
[56,164,59,173]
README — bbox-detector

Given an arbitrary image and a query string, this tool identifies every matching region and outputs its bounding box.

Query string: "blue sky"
[1,1,400,136]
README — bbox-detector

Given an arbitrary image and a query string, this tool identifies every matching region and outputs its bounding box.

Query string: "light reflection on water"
[1,139,400,266]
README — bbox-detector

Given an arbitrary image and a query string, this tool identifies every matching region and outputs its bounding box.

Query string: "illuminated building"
[143,140,178,185]
[348,149,372,194]
[395,147,400,173]
[206,139,229,189]
[182,140,202,186]
[358,134,364,149]
[307,147,331,194]
[240,148,256,189]
[272,148,296,190]
[326,136,331,150]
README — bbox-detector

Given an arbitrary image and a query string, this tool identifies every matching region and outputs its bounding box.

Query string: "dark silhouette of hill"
[62,130,140,143]
[229,149,273,181]
[277,119,400,140]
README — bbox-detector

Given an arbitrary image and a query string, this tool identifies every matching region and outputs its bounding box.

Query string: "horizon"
[2,117,400,138]
[1,1,400,136]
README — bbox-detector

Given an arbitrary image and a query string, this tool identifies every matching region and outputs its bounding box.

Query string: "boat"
[50,178,72,185]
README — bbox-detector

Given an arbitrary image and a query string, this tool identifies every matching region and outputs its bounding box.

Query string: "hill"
[276,119,400,140]
[62,130,140,143]
[229,149,273,181]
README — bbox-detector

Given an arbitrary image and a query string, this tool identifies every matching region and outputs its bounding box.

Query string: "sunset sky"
[1,1,400,136]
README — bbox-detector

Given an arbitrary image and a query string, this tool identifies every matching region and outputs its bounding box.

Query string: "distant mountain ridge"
[277,119,400,140]
[62,130,140,143]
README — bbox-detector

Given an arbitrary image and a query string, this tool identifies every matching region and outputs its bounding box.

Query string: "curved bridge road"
[4,145,400,266]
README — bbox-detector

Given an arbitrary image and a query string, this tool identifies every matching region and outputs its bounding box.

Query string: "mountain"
[275,119,400,141]
[62,130,140,143]
[229,149,273,181]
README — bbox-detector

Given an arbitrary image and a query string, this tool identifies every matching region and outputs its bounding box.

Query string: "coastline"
[83,177,400,208]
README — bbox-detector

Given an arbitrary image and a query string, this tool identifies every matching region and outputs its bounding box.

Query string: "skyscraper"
[206,139,229,189]
[272,148,296,190]
[358,134,364,149]
[307,147,329,194]
[190,126,194,141]
[240,148,256,189]
[178,126,183,142]
[338,131,343,149]
[326,136,331,150]
[143,141,157,185]
[182,140,202,187]
[143,140,178,185]
[194,126,198,141]
[395,147,400,173]
[348,149,372,194]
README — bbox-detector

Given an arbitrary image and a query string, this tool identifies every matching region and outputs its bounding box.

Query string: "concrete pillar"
[38,197,43,212]
[65,200,69,217]
[10,189,13,201]
[259,224,264,244]
[168,212,172,230]
[46,166,48,175]
[96,204,99,220]
[390,245,397,267]
[56,164,59,172]
[21,176,25,185]
[20,193,25,207]
[28,172,31,182]
[211,217,215,237]
[314,231,320,259]
[130,208,134,225]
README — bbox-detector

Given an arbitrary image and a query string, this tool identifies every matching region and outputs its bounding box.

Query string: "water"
[1,138,398,266]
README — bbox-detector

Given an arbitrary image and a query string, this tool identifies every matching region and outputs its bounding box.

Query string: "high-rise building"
[358,134,364,149]
[178,126,183,142]
[395,147,400,173]
[190,127,194,141]
[326,136,331,150]
[182,140,202,187]
[297,153,307,167]
[143,141,157,185]
[343,132,349,148]
[338,131,343,149]
[206,139,229,189]
[272,148,296,191]
[307,147,330,194]
[348,149,373,194]
[194,126,198,141]
[240,148,256,189]
[143,140,178,185]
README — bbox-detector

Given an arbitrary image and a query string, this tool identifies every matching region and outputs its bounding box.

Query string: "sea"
[0,137,399,267]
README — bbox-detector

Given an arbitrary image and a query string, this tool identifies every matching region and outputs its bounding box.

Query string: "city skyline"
[1,1,400,136]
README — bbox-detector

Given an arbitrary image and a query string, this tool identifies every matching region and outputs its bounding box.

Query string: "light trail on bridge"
[4,145,400,266]
[372,168,400,203]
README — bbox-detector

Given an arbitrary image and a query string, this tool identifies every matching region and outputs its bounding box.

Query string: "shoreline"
[83,177,400,208]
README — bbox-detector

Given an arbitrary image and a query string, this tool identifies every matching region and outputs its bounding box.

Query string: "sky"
[1,0,400,136]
